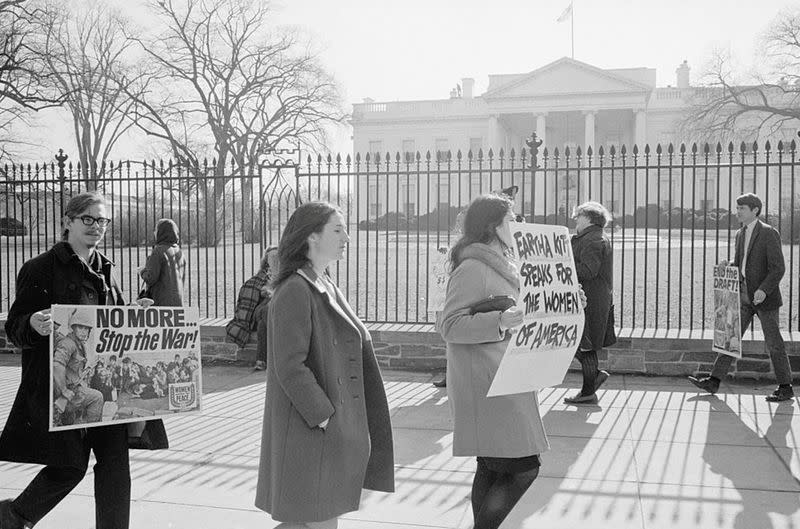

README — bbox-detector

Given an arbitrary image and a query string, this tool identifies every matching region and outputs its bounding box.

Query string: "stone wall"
[368,326,800,381]
[2,319,799,381]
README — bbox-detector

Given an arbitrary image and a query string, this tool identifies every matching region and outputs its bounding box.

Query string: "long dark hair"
[449,194,513,272]
[272,201,340,288]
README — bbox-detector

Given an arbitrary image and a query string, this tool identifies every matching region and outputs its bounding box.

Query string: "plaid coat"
[226,269,271,347]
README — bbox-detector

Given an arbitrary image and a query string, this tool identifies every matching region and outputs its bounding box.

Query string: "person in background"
[437,193,548,529]
[0,191,168,529]
[226,246,278,370]
[689,193,794,402]
[564,201,616,405]
[255,201,394,528]
[139,218,186,307]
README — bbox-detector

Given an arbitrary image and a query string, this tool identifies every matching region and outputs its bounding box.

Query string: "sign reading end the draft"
[49,304,202,431]
[711,265,742,358]
[487,223,585,397]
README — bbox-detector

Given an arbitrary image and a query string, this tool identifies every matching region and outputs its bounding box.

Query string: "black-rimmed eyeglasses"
[73,215,112,228]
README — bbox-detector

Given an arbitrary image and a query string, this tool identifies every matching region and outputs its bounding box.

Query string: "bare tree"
[36,1,142,181]
[0,0,64,162]
[127,0,346,243]
[684,8,800,143]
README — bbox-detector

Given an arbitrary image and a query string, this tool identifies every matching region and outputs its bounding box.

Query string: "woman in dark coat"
[255,201,394,528]
[139,218,186,307]
[0,192,168,529]
[564,201,617,404]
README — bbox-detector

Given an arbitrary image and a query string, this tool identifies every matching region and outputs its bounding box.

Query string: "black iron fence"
[2,138,800,332]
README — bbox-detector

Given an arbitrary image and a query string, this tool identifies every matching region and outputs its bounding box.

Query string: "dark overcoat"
[140,219,186,307]
[733,219,785,310]
[255,266,394,523]
[571,224,616,350]
[0,242,168,467]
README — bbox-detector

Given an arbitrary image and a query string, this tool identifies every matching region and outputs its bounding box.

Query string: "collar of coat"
[572,224,603,241]
[296,264,360,334]
[459,243,520,291]
[53,241,115,268]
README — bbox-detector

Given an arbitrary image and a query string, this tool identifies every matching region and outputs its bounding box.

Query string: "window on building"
[658,132,674,148]
[605,132,621,151]
[368,141,382,162]
[435,138,449,162]
[469,137,482,158]
[400,181,417,217]
[402,139,416,163]
[369,183,382,217]
[437,179,449,211]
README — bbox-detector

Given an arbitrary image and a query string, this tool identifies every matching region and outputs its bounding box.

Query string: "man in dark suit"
[689,193,794,402]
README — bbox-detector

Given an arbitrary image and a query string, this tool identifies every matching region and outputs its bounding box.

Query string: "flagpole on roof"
[571,2,574,59]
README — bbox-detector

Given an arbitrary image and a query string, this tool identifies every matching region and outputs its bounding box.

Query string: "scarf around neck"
[458,243,520,291]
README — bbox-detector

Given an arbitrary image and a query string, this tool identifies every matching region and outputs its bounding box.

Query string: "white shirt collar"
[744,219,758,231]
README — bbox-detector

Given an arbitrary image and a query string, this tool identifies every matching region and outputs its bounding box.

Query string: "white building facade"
[350,58,799,220]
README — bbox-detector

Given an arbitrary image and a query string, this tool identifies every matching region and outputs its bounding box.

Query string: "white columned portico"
[535,113,547,149]
[583,110,596,151]
[488,114,502,153]
[634,108,647,147]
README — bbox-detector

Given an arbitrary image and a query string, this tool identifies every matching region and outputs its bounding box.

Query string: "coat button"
[340,398,344,404]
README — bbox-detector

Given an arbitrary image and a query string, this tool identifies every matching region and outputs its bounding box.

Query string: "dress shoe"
[0,499,29,529]
[766,385,795,402]
[432,378,447,388]
[564,392,598,404]
[688,376,719,395]
[594,370,610,392]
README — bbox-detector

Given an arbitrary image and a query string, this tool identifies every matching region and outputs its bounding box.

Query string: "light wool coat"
[255,265,394,523]
[437,243,550,458]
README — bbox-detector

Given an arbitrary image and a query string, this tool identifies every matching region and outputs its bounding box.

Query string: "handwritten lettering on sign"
[487,223,585,396]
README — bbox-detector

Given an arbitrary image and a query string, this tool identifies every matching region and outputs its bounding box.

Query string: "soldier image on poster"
[52,308,104,426]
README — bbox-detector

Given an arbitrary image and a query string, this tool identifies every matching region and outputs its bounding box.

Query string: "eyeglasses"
[73,215,112,228]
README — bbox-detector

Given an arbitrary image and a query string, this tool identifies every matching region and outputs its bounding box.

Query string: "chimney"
[462,77,475,99]
[676,60,690,89]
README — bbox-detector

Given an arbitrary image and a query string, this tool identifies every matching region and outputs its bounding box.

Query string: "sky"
[9,0,797,160]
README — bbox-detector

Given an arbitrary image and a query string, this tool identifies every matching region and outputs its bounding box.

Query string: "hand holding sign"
[499,307,524,331]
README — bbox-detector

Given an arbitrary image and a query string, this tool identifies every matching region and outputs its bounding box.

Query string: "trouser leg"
[88,425,131,529]
[757,308,792,385]
[12,464,87,526]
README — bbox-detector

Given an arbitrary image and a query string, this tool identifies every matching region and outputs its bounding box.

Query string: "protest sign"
[428,246,450,313]
[487,222,585,397]
[711,266,742,358]
[49,304,202,431]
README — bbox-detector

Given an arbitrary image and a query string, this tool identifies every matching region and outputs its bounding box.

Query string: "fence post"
[526,131,542,220]
[55,149,68,214]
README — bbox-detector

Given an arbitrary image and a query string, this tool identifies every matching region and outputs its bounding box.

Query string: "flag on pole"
[556,2,573,22]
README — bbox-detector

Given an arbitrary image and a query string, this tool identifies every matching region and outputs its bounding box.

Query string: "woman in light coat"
[255,201,394,529]
[437,194,549,529]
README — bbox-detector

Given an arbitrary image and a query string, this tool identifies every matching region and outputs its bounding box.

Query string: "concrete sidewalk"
[0,356,798,529]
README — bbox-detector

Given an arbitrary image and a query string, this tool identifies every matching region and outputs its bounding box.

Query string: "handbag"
[468,295,515,315]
